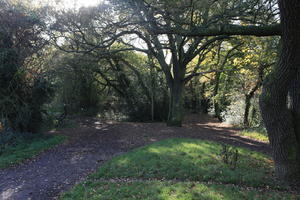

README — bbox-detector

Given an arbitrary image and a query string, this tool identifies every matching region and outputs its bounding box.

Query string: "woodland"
[0,0,300,199]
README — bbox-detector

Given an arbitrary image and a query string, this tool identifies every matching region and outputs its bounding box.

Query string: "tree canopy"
[1,0,300,184]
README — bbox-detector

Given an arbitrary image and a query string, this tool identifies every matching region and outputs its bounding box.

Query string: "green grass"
[0,134,66,169]
[237,128,269,142]
[61,138,299,200]
[62,181,296,200]
[90,138,277,188]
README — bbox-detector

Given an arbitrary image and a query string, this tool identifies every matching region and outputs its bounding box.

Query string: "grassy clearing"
[90,138,276,188]
[0,134,66,169]
[237,128,269,142]
[61,138,298,200]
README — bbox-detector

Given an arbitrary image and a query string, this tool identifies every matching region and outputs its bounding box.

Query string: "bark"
[243,95,252,128]
[186,78,200,112]
[259,0,300,182]
[289,72,300,177]
[167,81,184,127]
[199,82,209,114]
[244,64,265,128]
[213,71,222,121]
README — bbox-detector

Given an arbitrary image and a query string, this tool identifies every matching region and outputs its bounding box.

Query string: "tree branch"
[153,24,281,37]
[184,68,239,83]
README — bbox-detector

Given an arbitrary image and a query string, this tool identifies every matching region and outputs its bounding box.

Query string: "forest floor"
[0,114,271,200]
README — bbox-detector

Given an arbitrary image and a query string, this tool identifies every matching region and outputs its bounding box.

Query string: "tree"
[0,1,52,133]
[228,36,277,127]
[145,0,300,182]
[111,0,281,126]
[52,0,277,126]
[210,42,242,121]
[259,0,300,182]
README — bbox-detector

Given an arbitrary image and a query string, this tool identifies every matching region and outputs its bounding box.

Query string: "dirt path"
[0,114,270,200]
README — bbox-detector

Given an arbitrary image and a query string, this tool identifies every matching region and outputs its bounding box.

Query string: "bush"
[0,2,52,133]
[222,95,263,127]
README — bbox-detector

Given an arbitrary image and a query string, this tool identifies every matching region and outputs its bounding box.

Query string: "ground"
[0,114,271,200]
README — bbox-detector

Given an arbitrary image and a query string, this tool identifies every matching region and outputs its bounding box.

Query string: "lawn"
[237,128,269,143]
[61,138,298,200]
[0,134,66,169]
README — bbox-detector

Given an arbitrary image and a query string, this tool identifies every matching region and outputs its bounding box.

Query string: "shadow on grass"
[62,138,297,200]
[91,138,282,189]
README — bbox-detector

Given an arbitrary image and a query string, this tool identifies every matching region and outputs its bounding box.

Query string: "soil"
[0,114,270,200]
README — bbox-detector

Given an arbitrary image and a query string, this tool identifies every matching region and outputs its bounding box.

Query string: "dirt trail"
[0,114,270,200]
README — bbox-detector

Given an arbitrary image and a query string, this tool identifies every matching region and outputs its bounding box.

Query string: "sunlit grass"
[61,138,298,200]
[91,138,276,188]
[238,128,269,142]
[0,134,66,169]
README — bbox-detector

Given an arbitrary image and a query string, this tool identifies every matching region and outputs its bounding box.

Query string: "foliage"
[0,2,53,133]
[48,53,103,116]
[207,36,278,125]
[47,0,279,126]
[47,47,169,121]
[0,0,297,187]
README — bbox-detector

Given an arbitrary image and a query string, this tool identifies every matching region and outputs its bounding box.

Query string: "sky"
[32,0,102,10]
[60,0,102,9]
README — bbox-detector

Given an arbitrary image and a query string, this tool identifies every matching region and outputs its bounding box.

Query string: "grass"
[62,181,297,200]
[61,138,299,200]
[237,128,269,142]
[0,134,66,169]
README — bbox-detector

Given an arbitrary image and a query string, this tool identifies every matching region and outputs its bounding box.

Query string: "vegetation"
[0,1,53,133]
[0,134,66,169]
[62,181,297,200]
[0,0,300,192]
[237,128,269,143]
[61,139,298,199]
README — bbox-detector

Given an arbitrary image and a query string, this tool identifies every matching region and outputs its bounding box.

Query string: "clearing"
[0,115,273,200]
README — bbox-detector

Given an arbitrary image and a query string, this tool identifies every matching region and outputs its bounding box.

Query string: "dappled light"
[0,114,278,199]
[94,138,274,187]
[1,0,300,199]
[61,138,297,199]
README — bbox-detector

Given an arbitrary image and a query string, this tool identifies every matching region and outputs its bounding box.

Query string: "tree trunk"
[199,82,209,114]
[167,81,184,126]
[243,94,251,128]
[244,64,265,128]
[259,0,300,182]
[213,71,222,121]
[289,72,300,178]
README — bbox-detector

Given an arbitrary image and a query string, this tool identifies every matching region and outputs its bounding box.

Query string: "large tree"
[259,0,300,182]
[52,0,277,126]
[50,0,300,182]
[157,0,299,183]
